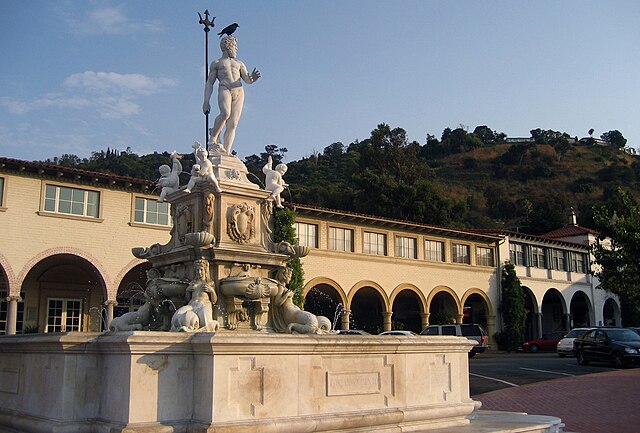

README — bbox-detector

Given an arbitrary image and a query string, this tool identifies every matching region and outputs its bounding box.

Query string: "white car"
[557,328,593,357]
[379,330,418,336]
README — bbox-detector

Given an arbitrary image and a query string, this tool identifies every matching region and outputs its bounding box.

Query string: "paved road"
[469,350,617,396]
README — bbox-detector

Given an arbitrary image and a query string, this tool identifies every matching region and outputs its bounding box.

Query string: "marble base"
[0,333,563,433]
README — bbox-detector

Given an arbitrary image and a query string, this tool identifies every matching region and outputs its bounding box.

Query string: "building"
[0,157,621,344]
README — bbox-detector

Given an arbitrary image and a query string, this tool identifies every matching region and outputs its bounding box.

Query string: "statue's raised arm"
[203,36,260,156]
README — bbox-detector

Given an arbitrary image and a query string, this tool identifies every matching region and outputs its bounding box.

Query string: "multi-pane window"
[476,247,495,267]
[45,298,82,333]
[329,227,354,252]
[425,240,445,262]
[44,185,99,218]
[551,249,567,271]
[571,252,588,273]
[452,243,470,264]
[0,177,4,207]
[509,243,526,266]
[134,197,170,225]
[363,231,387,256]
[295,222,318,248]
[530,246,546,268]
[395,236,417,259]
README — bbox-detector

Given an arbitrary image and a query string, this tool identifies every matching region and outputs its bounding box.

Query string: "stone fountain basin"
[219,276,279,299]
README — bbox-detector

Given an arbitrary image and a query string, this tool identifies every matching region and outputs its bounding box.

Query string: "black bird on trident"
[218,23,239,37]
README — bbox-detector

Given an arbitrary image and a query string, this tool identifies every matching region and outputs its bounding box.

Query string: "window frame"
[40,182,103,222]
[551,249,567,271]
[475,246,495,267]
[452,243,471,264]
[570,252,588,273]
[0,176,6,210]
[530,246,546,268]
[425,239,445,262]
[45,298,83,333]
[295,222,318,248]
[363,231,387,256]
[395,235,417,259]
[328,226,354,252]
[509,243,526,266]
[132,196,172,227]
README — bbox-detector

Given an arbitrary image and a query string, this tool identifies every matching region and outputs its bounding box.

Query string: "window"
[134,197,170,225]
[295,222,318,248]
[44,184,99,218]
[363,231,387,256]
[425,240,445,262]
[45,298,82,332]
[328,227,353,252]
[530,246,546,268]
[571,252,588,273]
[509,243,526,266]
[476,247,495,267]
[395,236,417,259]
[452,243,470,264]
[0,177,4,207]
[551,249,566,271]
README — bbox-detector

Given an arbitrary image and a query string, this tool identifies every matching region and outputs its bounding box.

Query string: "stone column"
[563,313,571,331]
[5,296,21,335]
[420,313,429,329]
[382,312,392,332]
[455,313,464,324]
[340,309,351,330]
[104,300,117,330]
[535,313,543,339]
[486,315,496,348]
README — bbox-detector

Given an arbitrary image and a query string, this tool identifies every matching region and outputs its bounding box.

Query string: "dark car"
[336,329,370,335]
[574,327,640,368]
[420,324,488,357]
[522,331,566,353]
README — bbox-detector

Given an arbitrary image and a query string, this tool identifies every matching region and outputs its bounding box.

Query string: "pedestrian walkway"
[474,368,640,433]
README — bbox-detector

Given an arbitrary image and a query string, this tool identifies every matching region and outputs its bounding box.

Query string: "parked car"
[628,327,640,336]
[522,331,566,353]
[378,330,417,336]
[336,329,370,335]
[574,327,640,368]
[556,328,593,357]
[420,324,488,357]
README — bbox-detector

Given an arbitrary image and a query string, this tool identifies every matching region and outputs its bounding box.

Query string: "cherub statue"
[184,141,222,194]
[157,150,182,202]
[263,155,288,208]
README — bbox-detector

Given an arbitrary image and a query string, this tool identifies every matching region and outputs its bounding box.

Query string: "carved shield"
[227,203,255,244]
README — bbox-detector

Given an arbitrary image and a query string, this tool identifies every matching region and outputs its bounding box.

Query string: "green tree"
[272,207,305,307]
[500,262,527,351]
[591,187,640,324]
[600,130,627,149]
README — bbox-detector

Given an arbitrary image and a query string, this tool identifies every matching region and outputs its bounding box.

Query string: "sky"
[1,1,640,164]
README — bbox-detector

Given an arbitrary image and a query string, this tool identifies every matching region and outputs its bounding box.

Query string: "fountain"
[0,15,564,433]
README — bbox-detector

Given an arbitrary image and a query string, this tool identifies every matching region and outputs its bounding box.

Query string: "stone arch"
[17,247,112,295]
[303,277,348,329]
[112,258,149,301]
[569,290,592,328]
[541,288,568,335]
[19,248,110,333]
[522,286,539,340]
[427,286,462,325]
[603,297,621,327]
[348,281,388,334]
[461,288,493,327]
[303,277,348,307]
[0,253,17,295]
[389,284,427,333]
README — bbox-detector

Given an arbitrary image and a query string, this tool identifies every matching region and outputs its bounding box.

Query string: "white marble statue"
[157,151,182,202]
[171,260,220,332]
[269,267,332,334]
[184,141,222,193]
[263,156,288,208]
[203,36,261,155]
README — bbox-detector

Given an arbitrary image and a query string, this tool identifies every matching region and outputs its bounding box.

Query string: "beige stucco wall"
[0,173,171,299]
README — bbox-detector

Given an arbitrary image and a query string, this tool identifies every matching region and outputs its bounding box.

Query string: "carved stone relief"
[227,203,255,244]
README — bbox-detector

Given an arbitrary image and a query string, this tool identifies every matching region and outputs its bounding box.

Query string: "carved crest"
[227,202,255,244]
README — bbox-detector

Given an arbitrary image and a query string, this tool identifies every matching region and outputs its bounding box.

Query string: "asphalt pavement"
[473,364,640,433]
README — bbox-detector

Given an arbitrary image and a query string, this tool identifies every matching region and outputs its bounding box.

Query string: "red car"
[522,332,566,353]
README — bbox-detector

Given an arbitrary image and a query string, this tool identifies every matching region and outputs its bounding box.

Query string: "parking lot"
[469,350,620,395]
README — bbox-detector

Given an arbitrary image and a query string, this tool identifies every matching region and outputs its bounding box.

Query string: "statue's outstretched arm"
[240,61,261,84]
